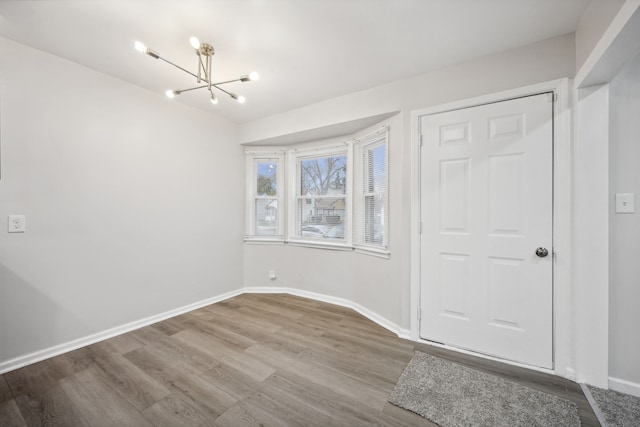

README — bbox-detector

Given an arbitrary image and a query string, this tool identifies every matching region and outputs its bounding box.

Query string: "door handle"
[535,247,549,258]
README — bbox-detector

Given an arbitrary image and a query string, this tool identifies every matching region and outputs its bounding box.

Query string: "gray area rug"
[389,352,580,427]
[587,385,640,427]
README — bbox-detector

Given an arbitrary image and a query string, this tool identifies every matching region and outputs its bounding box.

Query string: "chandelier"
[134,37,259,104]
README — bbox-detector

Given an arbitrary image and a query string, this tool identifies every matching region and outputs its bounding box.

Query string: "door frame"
[410,79,573,377]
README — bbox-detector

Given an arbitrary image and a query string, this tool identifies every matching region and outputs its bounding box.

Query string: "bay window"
[244,125,389,256]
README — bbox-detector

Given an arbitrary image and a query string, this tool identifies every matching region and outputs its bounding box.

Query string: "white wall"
[240,35,576,145]
[575,0,625,71]
[574,84,611,388]
[609,51,640,390]
[0,37,245,367]
[241,34,577,331]
[244,115,405,330]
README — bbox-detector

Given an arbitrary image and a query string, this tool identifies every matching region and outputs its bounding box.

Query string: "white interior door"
[419,93,553,369]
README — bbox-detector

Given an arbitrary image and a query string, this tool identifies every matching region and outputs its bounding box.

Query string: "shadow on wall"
[0,262,82,365]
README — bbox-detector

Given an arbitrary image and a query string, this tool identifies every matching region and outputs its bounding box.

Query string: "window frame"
[352,128,390,257]
[287,143,352,249]
[244,149,286,243]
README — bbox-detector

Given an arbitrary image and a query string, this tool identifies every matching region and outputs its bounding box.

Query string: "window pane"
[257,161,277,196]
[365,194,384,244]
[255,199,277,235]
[367,144,386,192]
[300,155,346,196]
[296,197,345,240]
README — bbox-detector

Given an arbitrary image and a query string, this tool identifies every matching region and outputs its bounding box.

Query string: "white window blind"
[353,128,389,251]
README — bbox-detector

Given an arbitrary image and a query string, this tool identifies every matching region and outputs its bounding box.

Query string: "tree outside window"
[297,154,347,240]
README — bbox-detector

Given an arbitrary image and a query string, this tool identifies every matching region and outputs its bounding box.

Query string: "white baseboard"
[242,286,409,338]
[609,376,640,398]
[0,289,243,375]
[0,286,409,375]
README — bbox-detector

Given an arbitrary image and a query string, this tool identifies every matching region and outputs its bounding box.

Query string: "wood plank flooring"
[0,293,600,426]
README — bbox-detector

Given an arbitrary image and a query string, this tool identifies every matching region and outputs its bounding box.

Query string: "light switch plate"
[615,193,635,214]
[8,215,26,233]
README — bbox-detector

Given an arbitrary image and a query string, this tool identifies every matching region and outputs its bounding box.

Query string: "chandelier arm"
[175,84,209,93]
[212,84,234,97]
[208,87,218,104]
[158,56,201,81]
[196,52,202,83]
[210,78,244,86]
[201,62,210,84]
[207,54,212,92]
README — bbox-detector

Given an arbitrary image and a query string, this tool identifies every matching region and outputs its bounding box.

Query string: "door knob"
[535,247,549,258]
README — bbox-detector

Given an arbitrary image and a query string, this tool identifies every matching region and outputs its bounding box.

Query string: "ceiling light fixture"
[134,38,258,105]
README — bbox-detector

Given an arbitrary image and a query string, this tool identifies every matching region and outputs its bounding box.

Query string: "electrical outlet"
[269,270,276,280]
[8,215,26,233]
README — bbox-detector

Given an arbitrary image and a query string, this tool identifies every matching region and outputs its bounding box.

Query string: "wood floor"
[0,293,600,426]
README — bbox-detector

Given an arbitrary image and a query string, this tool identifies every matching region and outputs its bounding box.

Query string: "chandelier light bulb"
[248,71,260,81]
[210,94,218,105]
[229,93,246,103]
[165,90,176,98]
[134,41,146,53]
[189,37,200,50]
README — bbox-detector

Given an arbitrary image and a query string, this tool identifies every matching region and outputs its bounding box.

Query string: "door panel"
[420,93,553,369]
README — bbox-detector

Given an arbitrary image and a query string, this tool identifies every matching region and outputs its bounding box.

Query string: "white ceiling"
[0,0,591,124]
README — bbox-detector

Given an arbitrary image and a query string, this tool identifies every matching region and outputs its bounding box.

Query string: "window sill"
[244,236,286,245]
[243,237,391,259]
[354,245,390,259]
[286,239,353,251]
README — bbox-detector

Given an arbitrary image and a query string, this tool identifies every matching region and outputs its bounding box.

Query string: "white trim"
[243,237,286,244]
[410,102,422,342]
[351,125,389,143]
[242,286,410,338]
[244,148,287,156]
[345,141,354,243]
[0,289,243,375]
[0,286,409,375]
[353,246,391,259]
[573,84,610,388]
[286,240,352,251]
[244,238,391,256]
[609,376,640,398]
[552,78,575,380]
[290,143,349,156]
[410,79,574,378]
